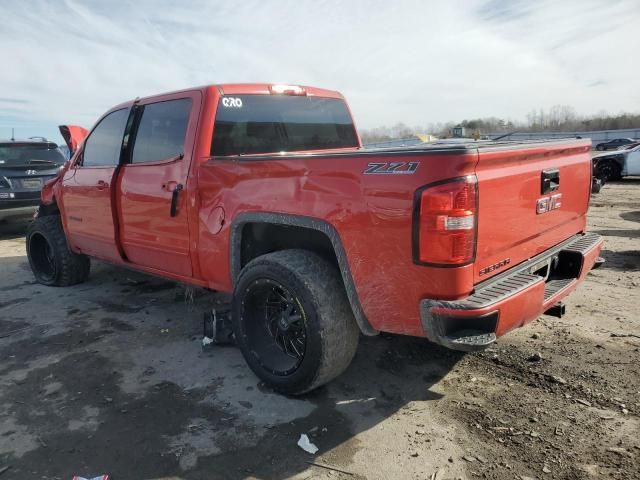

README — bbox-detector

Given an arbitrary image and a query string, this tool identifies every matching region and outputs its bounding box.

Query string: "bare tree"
[359,108,640,143]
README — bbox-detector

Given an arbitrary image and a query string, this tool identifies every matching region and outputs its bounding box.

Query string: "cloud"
[0,0,638,142]
[0,98,29,104]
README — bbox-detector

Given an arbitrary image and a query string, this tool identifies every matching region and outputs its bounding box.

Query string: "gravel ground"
[0,179,638,480]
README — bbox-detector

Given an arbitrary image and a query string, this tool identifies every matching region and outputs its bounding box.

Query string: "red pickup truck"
[27,84,603,394]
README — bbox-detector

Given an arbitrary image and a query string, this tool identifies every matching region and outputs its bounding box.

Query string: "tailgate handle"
[541,169,560,194]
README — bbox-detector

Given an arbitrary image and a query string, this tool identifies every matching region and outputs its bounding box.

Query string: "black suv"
[0,139,66,221]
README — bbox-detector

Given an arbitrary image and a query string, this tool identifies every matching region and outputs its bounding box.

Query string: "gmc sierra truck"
[27,84,603,394]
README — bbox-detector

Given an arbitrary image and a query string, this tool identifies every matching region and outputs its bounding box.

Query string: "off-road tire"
[232,249,360,395]
[26,215,90,286]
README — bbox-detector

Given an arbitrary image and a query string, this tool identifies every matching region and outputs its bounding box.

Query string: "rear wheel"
[26,215,90,286]
[232,249,359,395]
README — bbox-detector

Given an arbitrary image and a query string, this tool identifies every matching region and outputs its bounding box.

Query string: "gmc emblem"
[536,193,562,214]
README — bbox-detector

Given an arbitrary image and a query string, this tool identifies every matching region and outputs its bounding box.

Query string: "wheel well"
[37,200,60,217]
[232,216,378,336]
[604,157,623,167]
[239,223,338,271]
[596,157,623,177]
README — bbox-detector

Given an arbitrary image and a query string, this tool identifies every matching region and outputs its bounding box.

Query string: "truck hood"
[58,125,88,156]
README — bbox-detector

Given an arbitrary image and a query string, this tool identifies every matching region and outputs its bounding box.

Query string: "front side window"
[82,109,129,167]
[211,95,358,156]
[131,98,192,164]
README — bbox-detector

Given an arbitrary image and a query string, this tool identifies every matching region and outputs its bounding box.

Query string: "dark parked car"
[0,139,66,221]
[595,138,637,151]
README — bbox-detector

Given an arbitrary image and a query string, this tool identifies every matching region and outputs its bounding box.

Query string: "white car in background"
[593,142,640,182]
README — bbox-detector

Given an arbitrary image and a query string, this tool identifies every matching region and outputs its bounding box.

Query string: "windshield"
[211,95,359,156]
[0,143,66,166]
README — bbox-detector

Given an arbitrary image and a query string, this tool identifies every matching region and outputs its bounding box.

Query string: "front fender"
[40,175,60,206]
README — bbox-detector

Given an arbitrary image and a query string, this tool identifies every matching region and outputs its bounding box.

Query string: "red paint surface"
[44,84,599,339]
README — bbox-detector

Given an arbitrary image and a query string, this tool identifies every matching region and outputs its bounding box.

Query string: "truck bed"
[215,138,588,158]
[200,137,593,337]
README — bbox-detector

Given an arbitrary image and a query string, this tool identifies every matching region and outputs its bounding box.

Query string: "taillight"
[414,176,478,266]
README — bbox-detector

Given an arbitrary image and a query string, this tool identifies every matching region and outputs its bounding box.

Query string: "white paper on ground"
[297,433,319,454]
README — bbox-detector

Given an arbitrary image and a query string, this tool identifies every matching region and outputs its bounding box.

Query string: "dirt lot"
[0,180,638,480]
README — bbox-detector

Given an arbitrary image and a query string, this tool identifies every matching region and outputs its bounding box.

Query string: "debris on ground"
[610,332,640,339]
[297,434,319,454]
[202,308,235,346]
[305,461,353,476]
[549,375,567,385]
[606,447,633,458]
[527,352,543,362]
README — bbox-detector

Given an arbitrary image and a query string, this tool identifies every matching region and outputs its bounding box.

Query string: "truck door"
[60,108,130,261]
[116,92,200,277]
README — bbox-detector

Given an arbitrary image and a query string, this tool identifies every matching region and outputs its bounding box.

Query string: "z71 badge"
[364,162,419,175]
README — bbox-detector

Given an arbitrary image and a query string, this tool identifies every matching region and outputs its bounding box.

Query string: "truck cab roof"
[107,84,345,112]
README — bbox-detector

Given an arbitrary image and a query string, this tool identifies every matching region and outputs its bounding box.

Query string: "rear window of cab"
[211,95,358,156]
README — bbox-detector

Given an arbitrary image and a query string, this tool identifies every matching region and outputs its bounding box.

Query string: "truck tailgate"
[473,140,592,284]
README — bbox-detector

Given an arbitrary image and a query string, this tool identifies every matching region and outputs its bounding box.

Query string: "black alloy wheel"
[242,278,307,376]
[232,249,360,395]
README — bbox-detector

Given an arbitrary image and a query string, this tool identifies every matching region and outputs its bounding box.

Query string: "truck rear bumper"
[420,232,603,351]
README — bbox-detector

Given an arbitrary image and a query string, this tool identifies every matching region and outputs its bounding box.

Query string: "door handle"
[170,183,184,217]
[96,180,108,190]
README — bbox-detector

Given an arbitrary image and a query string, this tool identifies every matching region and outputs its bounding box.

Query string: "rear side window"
[211,95,358,156]
[131,98,192,164]
[82,109,129,167]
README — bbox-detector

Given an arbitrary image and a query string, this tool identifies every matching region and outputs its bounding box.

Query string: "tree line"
[359,106,640,143]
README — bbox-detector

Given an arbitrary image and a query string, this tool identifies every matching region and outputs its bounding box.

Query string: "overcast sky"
[1,0,638,143]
